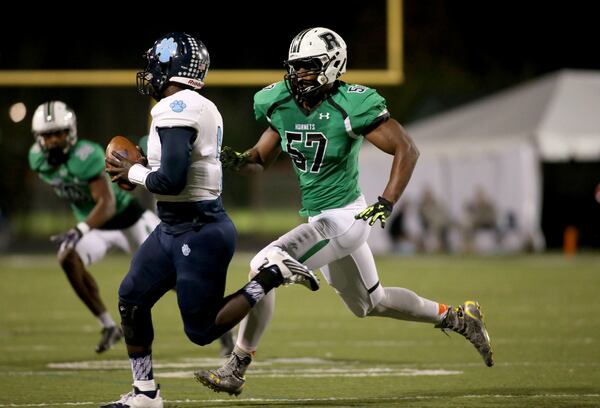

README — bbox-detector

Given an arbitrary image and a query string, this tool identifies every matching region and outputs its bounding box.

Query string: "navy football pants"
[119,215,236,346]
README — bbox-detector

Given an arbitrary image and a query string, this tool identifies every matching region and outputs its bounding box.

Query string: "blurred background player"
[196,27,494,396]
[28,101,160,353]
[102,32,317,408]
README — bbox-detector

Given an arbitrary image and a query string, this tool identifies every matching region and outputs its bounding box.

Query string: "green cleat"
[436,300,494,367]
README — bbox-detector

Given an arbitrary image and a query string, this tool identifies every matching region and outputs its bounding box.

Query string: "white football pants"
[74,210,160,266]
[237,195,443,352]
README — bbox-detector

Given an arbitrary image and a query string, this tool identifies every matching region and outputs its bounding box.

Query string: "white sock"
[368,287,441,323]
[237,290,276,352]
[97,311,116,328]
[232,345,253,359]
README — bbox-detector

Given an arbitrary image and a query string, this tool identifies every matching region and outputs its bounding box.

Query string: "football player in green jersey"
[29,101,160,354]
[195,27,493,396]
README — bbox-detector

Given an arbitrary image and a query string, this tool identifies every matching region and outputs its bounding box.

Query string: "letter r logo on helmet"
[318,32,342,51]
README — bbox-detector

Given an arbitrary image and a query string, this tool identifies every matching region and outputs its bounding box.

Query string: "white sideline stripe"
[45,358,600,371]
[9,368,462,378]
[3,336,596,352]
[291,337,598,346]
[1,394,599,407]
[47,357,330,370]
[159,368,462,378]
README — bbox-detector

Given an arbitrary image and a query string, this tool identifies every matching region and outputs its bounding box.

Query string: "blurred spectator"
[388,200,416,254]
[418,186,452,252]
[500,211,523,253]
[464,186,499,253]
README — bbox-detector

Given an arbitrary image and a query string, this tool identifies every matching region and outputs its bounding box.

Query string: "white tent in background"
[360,69,600,253]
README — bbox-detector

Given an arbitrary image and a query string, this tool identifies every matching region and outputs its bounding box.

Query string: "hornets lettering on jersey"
[29,139,133,222]
[255,81,389,217]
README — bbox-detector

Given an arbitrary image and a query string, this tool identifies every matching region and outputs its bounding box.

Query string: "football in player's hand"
[105,135,140,191]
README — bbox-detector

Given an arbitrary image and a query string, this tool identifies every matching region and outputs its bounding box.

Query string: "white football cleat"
[99,386,163,408]
[262,247,319,291]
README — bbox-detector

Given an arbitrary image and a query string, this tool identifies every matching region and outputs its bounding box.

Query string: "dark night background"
[1,1,599,248]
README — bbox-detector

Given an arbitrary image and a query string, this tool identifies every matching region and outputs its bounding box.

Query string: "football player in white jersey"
[102,32,319,408]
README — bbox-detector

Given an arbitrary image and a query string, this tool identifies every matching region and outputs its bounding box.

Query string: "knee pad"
[118,301,154,347]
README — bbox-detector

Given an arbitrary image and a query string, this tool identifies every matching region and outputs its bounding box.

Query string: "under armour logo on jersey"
[182,243,191,256]
[170,100,186,113]
[319,113,330,120]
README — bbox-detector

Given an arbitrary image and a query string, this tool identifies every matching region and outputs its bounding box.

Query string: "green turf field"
[0,253,599,407]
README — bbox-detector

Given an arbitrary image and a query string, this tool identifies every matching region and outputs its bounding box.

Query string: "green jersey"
[254,81,389,217]
[28,139,132,222]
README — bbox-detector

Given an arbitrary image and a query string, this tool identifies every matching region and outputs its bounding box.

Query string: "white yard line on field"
[44,357,600,371]
[158,367,462,378]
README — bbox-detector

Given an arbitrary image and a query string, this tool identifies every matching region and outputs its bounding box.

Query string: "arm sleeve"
[145,127,197,195]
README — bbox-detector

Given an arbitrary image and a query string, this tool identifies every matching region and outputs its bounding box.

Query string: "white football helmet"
[31,101,77,150]
[284,27,347,101]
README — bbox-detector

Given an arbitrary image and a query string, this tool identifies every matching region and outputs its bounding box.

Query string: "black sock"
[252,265,284,291]
[240,265,284,306]
[133,386,157,398]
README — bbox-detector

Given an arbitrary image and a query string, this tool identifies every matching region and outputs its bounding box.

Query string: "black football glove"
[355,196,394,228]
[50,226,84,253]
[220,146,250,171]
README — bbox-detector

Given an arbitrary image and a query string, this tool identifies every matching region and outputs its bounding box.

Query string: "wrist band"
[76,222,91,235]
[128,163,151,186]
[377,196,394,210]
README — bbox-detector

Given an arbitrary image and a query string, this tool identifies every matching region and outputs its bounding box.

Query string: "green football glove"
[355,196,394,228]
[220,146,250,171]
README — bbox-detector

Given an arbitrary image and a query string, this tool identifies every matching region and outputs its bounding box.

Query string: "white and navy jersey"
[147,89,223,202]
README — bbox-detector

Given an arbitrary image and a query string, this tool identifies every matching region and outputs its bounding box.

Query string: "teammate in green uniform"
[29,101,160,353]
[195,28,494,395]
